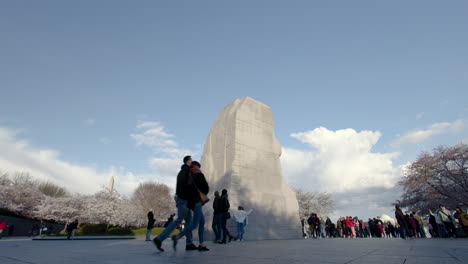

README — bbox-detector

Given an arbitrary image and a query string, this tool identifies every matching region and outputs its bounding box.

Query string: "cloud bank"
[0,127,144,195]
[281,127,403,219]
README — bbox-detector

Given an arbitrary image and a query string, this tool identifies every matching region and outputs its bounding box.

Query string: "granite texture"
[200,97,302,240]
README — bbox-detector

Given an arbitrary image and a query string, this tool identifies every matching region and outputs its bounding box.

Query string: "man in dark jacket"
[171,161,210,251]
[212,191,222,242]
[153,156,194,252]
[67,219,78,240]
[395,205,409,239]
[146,209,155,241]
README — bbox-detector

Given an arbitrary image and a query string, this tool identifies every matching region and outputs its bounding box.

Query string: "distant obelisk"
[201,97,302,240]
[108,176,114,193]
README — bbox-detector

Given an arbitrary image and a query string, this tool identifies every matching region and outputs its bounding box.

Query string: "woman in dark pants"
[218,189,234,243]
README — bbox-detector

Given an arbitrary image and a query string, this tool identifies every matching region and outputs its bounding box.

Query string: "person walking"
[336,218,343,238]
[344,216,355,238]
[146,209,156,241]
[438,205,456,237]
[219,189,234,244]
[67,219,78,240]
[212,191,222,242]
[430,209,447,237]
[164,214,175,228]
[325,217,333,238]
[0,219,7,239]
[395,205,410,239]
[8,224,15,237]
[307,214,317,238]
[231,206,253,241]
[413,212,426,238]
[153,156,193,252]
[454,207,468,236]
[171,161,210,251]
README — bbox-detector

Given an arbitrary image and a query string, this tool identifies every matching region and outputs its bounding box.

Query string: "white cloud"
[0,127,153,195]
[84,118,96,125]
[393,119,466,146]
[130,121,191,158]
[281,127,403,219]
[130,121,199,189]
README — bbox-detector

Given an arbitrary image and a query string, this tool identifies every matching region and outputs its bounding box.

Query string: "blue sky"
[1,1,467,219]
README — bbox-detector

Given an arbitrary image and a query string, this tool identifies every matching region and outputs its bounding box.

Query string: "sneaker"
[153,238,164,252]
[171,236,178,251]
[186,244,198,251]
[198,245,210,251]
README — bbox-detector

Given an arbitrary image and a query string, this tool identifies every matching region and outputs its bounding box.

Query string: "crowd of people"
[149,156,252,252]
[301,205,468,240]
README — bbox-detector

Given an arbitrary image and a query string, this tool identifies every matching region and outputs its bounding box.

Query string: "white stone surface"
[201,97,302,240]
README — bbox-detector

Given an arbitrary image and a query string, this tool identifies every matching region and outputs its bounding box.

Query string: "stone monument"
[201,97,302,240]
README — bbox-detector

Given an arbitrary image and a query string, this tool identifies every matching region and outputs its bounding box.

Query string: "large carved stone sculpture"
[201,97,302,240]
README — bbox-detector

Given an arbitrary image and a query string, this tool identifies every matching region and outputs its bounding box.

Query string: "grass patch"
[132,227,179,236]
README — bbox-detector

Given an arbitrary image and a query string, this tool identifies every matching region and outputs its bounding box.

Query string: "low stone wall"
[0,215,65,237]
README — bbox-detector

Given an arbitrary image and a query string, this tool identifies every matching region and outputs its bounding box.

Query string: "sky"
[1,1,467,220]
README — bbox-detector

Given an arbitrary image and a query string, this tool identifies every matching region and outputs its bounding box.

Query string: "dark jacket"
[147,211,155,229]
[213,196,221,215]
[395,208,405,225]
[187,171,210,209]
[218,195,230,213]
[175,165,192,200]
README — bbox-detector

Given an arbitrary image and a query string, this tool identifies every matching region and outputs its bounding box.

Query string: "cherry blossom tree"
[295,188,336,218]
[132,182,174,221]
[398,143,468,212]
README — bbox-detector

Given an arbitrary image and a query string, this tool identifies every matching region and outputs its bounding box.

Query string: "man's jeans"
[417,224,426,238]
[212,214,222,241]
[156,197,190,242]
[178,202,205,243]
[146,228,152,240]
[237,222,246,240]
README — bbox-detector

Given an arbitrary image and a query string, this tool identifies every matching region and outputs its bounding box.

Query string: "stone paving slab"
[0,237,467,264]
[32,236,135,240]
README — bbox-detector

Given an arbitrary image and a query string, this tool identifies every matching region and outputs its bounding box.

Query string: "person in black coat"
[212,191,222,242]
[171,161,211,251]
[146,209,156,241]
[218,189,234,244]
[67,219,78,240]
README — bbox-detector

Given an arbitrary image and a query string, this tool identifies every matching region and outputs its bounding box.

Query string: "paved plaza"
[0,237,467,264]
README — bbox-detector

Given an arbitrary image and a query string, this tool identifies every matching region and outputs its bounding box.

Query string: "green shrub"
[78,224,107,235]
[107,227,134,236]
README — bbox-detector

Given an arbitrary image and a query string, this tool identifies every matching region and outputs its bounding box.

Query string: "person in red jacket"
[344,216,356,238]
[0,219,7,239]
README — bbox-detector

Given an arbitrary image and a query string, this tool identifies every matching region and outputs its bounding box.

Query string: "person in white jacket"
[230,206,253,241]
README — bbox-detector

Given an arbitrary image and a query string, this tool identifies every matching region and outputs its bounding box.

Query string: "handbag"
[198,190,210,205]
[192,176,210,205]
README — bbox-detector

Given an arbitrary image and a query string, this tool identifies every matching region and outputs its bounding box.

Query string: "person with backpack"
[218,189,234,244]
[171,161,210,251]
